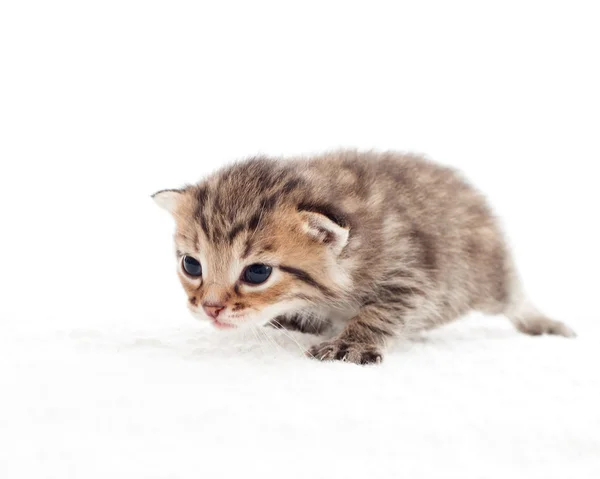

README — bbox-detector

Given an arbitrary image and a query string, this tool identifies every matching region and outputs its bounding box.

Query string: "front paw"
[308,339,382,365]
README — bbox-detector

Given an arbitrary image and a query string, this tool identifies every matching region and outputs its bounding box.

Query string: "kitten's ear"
[152,189,183,215]
[299,211,349,255]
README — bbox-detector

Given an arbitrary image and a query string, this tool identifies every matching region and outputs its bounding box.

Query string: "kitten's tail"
[503,281,576,338]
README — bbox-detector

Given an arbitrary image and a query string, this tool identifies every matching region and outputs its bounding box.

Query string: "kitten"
[153,150,574,364]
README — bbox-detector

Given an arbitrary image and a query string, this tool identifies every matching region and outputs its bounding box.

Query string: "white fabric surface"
[3,313,598,478]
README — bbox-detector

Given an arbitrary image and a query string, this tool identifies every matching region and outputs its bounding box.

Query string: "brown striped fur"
[153,150,575,364]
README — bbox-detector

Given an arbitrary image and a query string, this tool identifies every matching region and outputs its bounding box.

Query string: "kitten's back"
[287,150,572,336]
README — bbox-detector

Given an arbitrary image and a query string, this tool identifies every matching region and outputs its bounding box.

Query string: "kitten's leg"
[268,312,329,335]
[495,263,576,337]
[308,305,396,364]
[503,295,576,337]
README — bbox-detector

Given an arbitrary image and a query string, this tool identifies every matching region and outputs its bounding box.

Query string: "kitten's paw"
[515,316,576,338]
[308,339,382,365]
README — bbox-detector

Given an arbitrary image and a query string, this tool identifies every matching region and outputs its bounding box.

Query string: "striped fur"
[153,150,575,365]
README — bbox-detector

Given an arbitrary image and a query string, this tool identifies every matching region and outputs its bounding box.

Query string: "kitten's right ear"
[152,189,183,215]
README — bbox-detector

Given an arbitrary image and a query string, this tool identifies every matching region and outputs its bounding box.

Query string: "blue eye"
[182,256,202,277]
[243,264,272,284]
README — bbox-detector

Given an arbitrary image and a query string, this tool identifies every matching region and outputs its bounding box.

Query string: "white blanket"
[2,313,598,478]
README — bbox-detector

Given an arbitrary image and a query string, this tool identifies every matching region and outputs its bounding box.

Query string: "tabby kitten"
[153,150,574,364]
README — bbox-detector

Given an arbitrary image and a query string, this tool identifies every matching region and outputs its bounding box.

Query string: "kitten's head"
[152,159,351,329]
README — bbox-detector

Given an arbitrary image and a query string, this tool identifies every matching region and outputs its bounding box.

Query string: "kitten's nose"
[202,302,225,319]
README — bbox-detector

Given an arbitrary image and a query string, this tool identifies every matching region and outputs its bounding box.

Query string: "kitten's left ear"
[299,211,349,256]
[152,189,183,215]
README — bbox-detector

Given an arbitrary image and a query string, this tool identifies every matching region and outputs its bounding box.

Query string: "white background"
[1,1,599,478]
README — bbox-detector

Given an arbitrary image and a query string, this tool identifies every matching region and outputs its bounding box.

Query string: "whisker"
[268,319,309,355]
[249,324,268,355]
[258,326,283,354]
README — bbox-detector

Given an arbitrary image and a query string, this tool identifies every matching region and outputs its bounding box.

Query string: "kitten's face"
[153,178,350,330]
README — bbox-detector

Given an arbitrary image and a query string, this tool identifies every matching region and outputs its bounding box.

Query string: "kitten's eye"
[182,255,202,277]
[242,264,272,284]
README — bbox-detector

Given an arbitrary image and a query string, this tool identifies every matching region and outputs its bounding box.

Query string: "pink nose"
[202,303,225,319]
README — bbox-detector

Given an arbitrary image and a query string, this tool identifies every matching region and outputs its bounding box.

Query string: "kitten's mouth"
[212,318,236,330]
